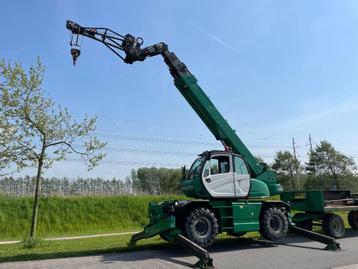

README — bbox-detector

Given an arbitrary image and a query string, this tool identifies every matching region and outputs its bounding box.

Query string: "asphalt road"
[2,231,358,269]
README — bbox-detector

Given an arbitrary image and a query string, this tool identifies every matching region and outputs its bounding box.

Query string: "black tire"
[322,213,345,238]
[348,211,358,229]
[293,213,313,231]
[184,207,219,248]
[260,207,289,241]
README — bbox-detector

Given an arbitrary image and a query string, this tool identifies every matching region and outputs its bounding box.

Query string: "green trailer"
[281,190,358,238]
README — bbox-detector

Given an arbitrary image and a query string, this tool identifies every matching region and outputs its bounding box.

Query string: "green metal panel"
[144,215,177,238]
[181,175,211,198]
[210,200,235,231]
[248,179,270,198]
[292,212,319,223]
[129,201,180,243]
[148,200,177,224]
[209,200,262,233]
[281,191,325,212]
[232,202,262,232]
[255,170,283,196]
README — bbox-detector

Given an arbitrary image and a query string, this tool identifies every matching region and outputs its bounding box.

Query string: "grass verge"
[0,195,184,240]
[0,234,163,263]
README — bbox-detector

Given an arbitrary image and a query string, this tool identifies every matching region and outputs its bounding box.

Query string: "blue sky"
[1,0,358,179]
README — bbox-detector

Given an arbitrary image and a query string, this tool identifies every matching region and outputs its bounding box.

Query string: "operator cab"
[184,151,251,198]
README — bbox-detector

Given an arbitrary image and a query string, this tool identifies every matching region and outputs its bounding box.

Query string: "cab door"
[233,155,251,197]
[202,154,235,198]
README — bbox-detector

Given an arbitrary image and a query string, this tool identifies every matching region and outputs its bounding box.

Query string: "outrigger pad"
[290,225,341,251]
[194,258,214,269]
[174,234,215,269]
[129,231,146,244]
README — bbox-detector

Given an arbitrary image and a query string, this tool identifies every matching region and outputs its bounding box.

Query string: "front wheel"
[260,207,289,241]
[184,207,219,248]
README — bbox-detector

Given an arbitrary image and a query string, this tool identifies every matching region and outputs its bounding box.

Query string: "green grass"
[0,234,165,263]
[0,232,262,263]
[0,195,185,240]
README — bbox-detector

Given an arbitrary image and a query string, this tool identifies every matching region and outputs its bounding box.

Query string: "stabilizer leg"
[290,225,341,251]
[174,234,215,269]
[129,231,146,247]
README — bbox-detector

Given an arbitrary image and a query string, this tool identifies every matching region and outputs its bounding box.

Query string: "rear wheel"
[293,213,313,231]
[260,207,289,241]
[348,211,358,229]
[322,213,345,238]
[184,207,219,248]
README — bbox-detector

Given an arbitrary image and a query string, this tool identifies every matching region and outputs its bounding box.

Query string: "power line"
[108,147,197,156]
[94,132,219,146]
[94,131,292,148]
[65,158,185,167]
[84,137,291,151]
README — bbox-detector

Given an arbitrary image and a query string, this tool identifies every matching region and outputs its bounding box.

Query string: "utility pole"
[292,138,301,190]
[308,133,313,155]
[308,133,315,176]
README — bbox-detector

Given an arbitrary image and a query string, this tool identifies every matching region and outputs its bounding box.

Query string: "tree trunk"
[290,170,295,190]
[333,175,339,190]
[29,156,44,239]
[330,166,339,190]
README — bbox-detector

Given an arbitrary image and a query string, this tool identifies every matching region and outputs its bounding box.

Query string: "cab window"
[234,156,249,174]
[203,160,210,177]
[188,157,204,180]
[210,156,230,174]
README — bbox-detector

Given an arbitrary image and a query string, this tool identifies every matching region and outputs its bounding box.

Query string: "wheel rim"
[194,217,212,238]
[270,215,283,232]
[331,218,343,235]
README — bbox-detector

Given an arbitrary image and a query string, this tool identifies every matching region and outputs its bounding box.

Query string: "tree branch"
[46,140,86,155]
[16,140,40,160]
[23,110,46,138]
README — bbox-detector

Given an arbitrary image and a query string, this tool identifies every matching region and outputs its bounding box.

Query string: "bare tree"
[0,59,106,240]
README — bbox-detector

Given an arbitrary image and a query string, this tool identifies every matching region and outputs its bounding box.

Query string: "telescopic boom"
[66,20,280,195]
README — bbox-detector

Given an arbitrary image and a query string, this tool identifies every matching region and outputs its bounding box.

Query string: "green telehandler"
[66,20,341,269]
